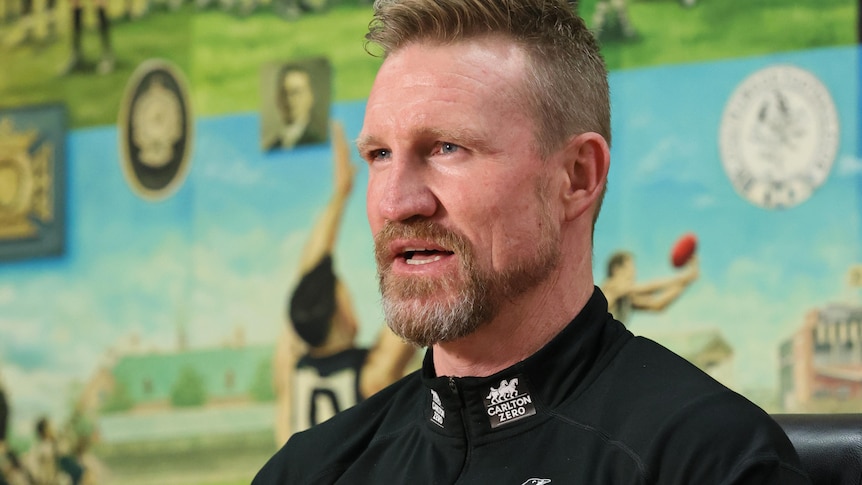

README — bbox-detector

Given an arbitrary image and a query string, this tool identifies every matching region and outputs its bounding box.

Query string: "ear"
[560,132,610,222]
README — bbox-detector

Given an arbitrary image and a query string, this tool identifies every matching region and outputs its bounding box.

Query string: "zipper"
[449,376,472,482]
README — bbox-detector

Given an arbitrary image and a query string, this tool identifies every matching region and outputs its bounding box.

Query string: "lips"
[401,247,455,265]
[374,220,469,272]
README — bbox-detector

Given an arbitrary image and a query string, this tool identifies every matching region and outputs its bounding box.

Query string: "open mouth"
[402,247,455,265]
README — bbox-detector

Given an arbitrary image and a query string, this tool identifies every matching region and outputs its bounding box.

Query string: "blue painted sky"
[596,45,859,394]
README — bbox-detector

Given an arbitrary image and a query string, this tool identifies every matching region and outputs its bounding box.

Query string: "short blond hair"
[365,0,610,159]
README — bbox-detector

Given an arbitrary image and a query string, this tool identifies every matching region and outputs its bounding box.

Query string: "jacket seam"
[546,410,649,481]
[302,417,424,483]
[718,451,811,485]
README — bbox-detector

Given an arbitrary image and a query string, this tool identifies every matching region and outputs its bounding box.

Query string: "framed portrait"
[260,57,332,151]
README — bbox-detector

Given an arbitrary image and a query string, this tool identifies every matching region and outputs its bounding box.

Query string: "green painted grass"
[190,4,381,114]
[587,0,856,70]
[0,3,194,127]
[0,0,854,128]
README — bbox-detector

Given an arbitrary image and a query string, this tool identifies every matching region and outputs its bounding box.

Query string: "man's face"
[281,70,314,124]
[359,37,562,347]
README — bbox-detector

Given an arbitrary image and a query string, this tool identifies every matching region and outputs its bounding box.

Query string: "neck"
[432,249,595,377]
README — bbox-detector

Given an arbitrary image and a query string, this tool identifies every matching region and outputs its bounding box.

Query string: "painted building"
[780,303,862,412]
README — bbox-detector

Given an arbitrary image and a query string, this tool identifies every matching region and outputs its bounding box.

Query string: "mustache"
[374,220,472,265]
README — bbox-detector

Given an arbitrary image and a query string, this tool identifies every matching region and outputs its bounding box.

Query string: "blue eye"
[372,149,391,160]
[440,142,459,154]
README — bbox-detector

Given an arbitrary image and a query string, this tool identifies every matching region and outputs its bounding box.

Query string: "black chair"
[772,414,862,485]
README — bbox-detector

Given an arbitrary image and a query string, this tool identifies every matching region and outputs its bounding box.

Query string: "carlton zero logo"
[429,389,445,428]
[484,376,536,428]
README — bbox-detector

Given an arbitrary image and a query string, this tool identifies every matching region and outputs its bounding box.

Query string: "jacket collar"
[420,287,629,440]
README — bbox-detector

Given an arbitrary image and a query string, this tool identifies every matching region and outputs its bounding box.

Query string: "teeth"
[406,255,442,265]
[405,247,428,252]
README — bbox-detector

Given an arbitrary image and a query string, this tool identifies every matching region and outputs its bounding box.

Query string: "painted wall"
[0,0,858,483]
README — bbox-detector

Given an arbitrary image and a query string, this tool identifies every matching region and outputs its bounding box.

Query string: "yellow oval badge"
[118,59,194,201]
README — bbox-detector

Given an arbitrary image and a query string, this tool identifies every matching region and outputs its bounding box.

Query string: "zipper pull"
[448,376,459,397]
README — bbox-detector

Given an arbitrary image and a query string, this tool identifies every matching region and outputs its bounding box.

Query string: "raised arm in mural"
[600,251,699,325]
[273,122,417,446]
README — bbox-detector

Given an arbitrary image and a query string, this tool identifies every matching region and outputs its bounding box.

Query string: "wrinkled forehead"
[372,37,531,101]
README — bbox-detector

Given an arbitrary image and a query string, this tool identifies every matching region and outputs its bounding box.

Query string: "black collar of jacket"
[420,287,631,441]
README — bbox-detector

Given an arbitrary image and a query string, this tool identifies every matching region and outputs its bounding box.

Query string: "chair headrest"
[772,414,862,485]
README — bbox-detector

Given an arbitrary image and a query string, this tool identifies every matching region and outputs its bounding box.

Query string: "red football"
[671,233,698,268]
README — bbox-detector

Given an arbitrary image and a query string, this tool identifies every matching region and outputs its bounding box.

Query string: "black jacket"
[254,288,810,484]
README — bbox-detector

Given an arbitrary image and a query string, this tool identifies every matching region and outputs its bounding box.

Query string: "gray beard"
[375,217,559,348]
[380,260,495,347]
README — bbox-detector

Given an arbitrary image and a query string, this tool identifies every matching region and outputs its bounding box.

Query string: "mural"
[595,45,859,410]
[0,0,858,483]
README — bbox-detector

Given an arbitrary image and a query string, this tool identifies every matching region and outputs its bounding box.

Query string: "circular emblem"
[719,64,839,210]
[118,59,194,201]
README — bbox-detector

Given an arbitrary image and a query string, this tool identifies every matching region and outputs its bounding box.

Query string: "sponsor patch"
[484,375,536,428]
[429,389,445,428]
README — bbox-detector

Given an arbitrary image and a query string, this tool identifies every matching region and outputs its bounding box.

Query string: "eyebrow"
[355,134,382,157]
[355,127,495,156]
[425,127,491,152]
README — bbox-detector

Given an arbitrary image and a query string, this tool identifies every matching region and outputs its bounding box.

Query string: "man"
[271,122,417,445]
[262,63,330,151]
[275,68,314,148]
[0,379,14,485]
[592,0,639,42]
[601,251,699,325]
[254,1,809,483]
[10,0,58,46]
[62,0,114,75]
[27,417,59,485]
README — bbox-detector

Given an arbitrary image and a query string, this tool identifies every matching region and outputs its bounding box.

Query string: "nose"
[371,155,438,223]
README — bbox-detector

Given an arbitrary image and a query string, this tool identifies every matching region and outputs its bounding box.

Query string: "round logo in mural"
[719,64,839,210]
[119,59,193,201]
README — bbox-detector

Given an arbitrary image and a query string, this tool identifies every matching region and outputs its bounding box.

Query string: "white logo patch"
[429,389,445,428]
[484,376,536,428]
[521,479,551,485]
